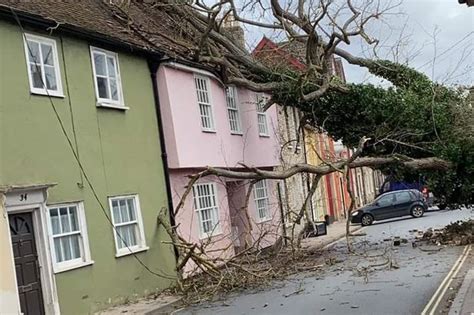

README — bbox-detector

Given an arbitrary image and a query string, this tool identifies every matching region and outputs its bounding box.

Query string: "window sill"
[53,260,94,274]
[231,132,243,136]
[259,134,270,138]
[115,246,149,258]
[199,231,222,240]
[256,218,272,224]
[96,103,129,110]
[31,90,65,98]
[202,129,217,133]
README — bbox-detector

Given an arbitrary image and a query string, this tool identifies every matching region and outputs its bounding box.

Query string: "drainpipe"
[148,60,179,261]
[276,182,287,246]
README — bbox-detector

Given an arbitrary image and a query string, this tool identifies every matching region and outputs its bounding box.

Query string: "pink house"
[156,62,282,272]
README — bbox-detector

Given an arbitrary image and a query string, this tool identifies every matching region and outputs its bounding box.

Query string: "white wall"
[0,193,21,315]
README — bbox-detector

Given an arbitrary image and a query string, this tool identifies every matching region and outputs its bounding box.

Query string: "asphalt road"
[177,209,473,315]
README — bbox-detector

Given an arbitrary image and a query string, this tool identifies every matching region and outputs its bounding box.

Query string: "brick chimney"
[333,57,347,83]
[222,13,246,50]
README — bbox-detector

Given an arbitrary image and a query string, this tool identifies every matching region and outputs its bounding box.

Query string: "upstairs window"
[47,202,92,272]
[90,47,124,107]
[254,180,271,222]
[23,34,63,97]
[194,76,215,131]
[109,195,147,257]
[225,86,242,134]
[256,94,269,136]
[193,183,220,238]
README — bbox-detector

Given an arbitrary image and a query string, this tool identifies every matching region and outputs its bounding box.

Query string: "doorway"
[226,181,251,254]
[9,212,45,315]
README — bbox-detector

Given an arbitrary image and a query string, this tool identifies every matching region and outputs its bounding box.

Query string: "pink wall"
[156,63,282,274]
[170,169,282,274]
[157,64,281,169]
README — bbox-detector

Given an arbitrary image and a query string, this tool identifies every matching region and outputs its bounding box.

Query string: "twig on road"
[418,246,443,252]
[283,284,305,298]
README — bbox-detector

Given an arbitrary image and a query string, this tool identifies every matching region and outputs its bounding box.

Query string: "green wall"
[0,20,176,314]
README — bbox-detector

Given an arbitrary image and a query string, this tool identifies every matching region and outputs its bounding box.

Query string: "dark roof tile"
[0,0,196,58]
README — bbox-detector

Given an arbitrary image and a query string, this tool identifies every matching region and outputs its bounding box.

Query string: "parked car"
[351,189,428,226]
[379,179,436,207]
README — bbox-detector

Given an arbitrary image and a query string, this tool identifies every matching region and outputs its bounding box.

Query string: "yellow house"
[304,127,330,222]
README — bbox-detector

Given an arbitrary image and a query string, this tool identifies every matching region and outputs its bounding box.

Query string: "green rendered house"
[0,2,177,314]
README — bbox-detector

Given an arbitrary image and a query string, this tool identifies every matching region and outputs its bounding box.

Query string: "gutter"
[148,60,179,262]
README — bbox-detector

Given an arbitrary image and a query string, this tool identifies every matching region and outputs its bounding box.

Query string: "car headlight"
[351,211,359,216]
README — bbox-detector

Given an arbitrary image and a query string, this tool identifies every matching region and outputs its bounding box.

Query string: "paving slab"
[96,294,182,315]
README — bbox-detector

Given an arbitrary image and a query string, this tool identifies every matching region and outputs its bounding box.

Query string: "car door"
[371,193,396,220]
[394,191,414,216]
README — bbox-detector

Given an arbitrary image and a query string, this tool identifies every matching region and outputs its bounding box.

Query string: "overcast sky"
[243,0,473,87]
[341,0,474,86]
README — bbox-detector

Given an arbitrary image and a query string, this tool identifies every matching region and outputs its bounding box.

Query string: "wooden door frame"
[5,186,60,315]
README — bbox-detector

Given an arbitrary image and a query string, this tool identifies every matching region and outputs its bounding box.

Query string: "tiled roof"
[0,0,196,59]
[256,37,347,82]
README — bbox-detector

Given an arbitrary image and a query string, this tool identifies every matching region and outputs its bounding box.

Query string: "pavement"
[448,254,474,315]
[301,218,363,250]
[96,294,182,315]
[175,209,473,315]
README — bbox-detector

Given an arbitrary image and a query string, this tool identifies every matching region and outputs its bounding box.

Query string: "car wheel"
[361,214,374,226]
[411,205,424,218]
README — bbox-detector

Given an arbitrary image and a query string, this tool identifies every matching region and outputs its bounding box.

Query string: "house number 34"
[19,193,28,201]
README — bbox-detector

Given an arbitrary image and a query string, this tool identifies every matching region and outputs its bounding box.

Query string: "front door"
[9,212,45,315]
[226,181,251,253]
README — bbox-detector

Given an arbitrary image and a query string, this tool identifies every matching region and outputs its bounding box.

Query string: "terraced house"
[253,37,383,224]
[0,2,178,314]
[155,60,282,273]
[0,1,384,315]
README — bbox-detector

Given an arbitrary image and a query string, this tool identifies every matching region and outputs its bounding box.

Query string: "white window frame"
[253,180,272,222]
[108,194,148,257]
[256,94,270,137]
[23,33,64,97]
[225,86,243,134]
[90,46,126,110]
[193,183,221,239]
[46,202,93,273]
[194,75,216,132]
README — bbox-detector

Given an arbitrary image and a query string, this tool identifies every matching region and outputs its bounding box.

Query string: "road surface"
[176,209,473,315]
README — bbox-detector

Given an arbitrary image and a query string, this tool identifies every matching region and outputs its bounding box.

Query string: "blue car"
[351,189,428,226]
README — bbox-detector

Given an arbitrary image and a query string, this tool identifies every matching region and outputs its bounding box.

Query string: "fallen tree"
[103,0,472,296]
